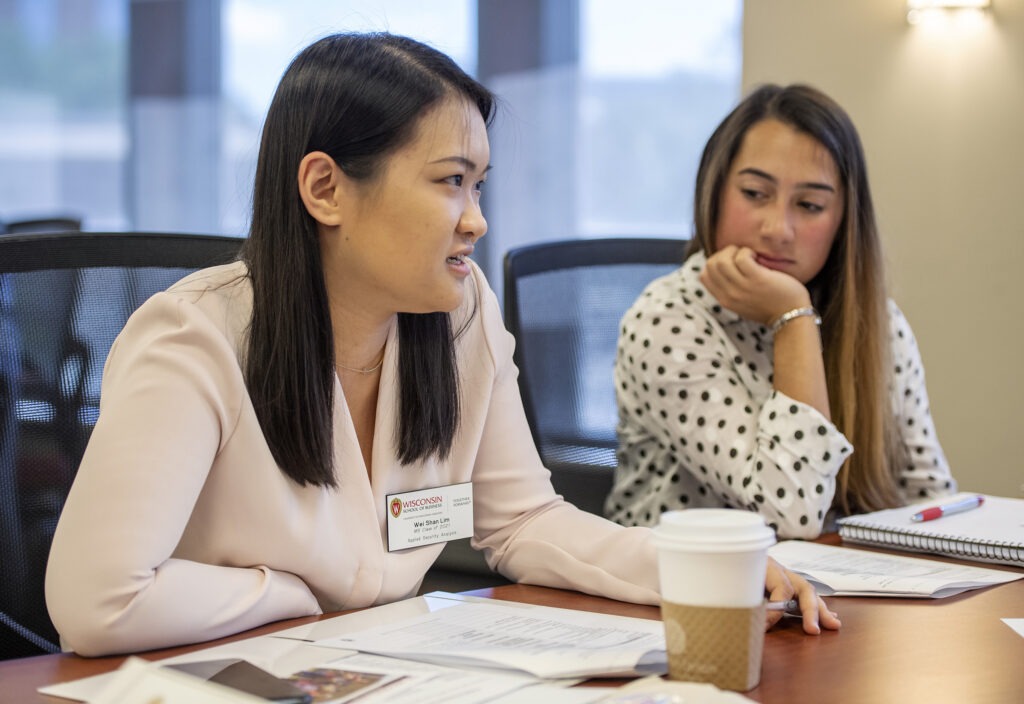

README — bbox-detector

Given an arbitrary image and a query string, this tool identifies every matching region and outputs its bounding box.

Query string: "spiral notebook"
[837,493,1024,568]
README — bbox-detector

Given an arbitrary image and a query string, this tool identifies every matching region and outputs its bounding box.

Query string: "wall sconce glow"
[907,0,992,25]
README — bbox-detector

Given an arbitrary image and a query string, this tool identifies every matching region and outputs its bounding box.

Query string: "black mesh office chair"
[0,231,243,659]
[503,237,689,516]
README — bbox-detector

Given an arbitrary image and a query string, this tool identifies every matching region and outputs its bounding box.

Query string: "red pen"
[910,494,985,523]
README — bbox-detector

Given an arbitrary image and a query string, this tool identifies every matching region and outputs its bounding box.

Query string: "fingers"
[701,246,750,304]
[732,246,761,276]
[764,558,795,631]
[701,247,810,324]
[818,600,842,631]
[765,561,841,635]
[764,556,789,596]
[798,594,842,634]
[796,588,822,635]
[792,574,841,635]
[700,247,732,287]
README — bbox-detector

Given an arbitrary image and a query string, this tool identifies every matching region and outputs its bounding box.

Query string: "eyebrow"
[737,167,836,193]
[429,156,493,174]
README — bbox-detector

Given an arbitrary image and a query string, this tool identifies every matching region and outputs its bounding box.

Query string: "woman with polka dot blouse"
[607,84,956,539]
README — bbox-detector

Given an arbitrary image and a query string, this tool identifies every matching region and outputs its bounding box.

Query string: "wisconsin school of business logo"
[390,497,403,518]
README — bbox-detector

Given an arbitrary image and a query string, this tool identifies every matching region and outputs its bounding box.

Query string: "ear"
[297,151,344,227]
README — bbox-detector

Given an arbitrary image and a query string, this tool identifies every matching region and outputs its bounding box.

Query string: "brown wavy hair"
[689,83,901,515]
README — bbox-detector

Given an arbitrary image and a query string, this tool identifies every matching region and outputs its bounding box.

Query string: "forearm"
[486,501,661,605]
[46,555,321,656]
[772,315,831,420]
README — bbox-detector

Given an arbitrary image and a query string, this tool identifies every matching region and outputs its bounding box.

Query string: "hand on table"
[765,556,841,635]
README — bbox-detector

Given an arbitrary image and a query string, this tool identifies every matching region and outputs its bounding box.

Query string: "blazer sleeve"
[45,293,320,656]
[464,271,661,605]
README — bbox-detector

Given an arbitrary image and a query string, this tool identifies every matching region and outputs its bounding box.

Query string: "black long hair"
[241,33,495,487]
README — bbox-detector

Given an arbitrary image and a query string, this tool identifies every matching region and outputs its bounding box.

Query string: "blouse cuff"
[758,390,852,479]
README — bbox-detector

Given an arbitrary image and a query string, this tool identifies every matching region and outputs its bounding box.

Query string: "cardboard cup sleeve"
[660,601,766,691]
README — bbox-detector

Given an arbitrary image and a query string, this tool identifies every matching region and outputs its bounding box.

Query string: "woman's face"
[326,96,490,317]
[714,118,844,284]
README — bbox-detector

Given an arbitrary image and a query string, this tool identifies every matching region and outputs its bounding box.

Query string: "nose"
[760,202,795,243]
[457,193,488,242]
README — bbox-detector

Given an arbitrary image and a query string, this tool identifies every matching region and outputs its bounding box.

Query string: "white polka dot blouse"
[606,251,956,539]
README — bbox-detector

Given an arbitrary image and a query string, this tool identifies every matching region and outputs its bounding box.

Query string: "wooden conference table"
[3,539,1023,704]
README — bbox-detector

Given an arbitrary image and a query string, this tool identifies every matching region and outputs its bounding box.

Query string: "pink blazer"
[45,261,659,656]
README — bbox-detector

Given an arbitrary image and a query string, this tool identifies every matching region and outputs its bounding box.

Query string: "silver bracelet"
[770,306,821,334]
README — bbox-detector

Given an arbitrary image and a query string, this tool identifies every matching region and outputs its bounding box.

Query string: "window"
[579,0,741,236]
[0,0,739,247]
[0,0,128,231]
[482,0,741,279]
[222,0,475,234]
[0,0,473,235]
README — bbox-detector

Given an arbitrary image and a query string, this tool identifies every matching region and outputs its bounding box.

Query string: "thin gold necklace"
[337,353,384,375]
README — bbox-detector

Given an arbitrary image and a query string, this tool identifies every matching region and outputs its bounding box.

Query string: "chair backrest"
[502,237,689,516]
[0,231,244,659]
[1,216,83,235]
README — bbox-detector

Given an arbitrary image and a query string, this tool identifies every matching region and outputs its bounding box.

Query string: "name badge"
[385,482,473,552]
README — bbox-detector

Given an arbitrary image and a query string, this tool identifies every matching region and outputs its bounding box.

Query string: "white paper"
[321,652,540,704]
[315,600,667,679]
[599,675,756,703]
[88,657,267,704]
[38,637,362,701]
[490,683,615,703]
[38,671,117,702]
[769,540,1023,597]
[488,678,757,704]
[268,592,477,643]
[1002,619,1024,638]
[38,593,659,703]
[38,595,493,703]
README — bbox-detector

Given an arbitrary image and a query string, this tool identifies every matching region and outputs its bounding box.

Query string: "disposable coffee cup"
[652,509,776,691]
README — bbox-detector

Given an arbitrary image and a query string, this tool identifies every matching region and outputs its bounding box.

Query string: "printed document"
[770,540,1023,598]
[308,652,543,704]
[314,600,667,679]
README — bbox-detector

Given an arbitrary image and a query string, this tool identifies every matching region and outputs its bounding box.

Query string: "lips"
[446,245,474,265]
[755,253,793,269]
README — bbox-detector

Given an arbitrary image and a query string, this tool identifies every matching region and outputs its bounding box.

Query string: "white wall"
[743,0,1024,497]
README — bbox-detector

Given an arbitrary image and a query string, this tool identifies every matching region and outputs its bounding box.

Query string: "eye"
[474,178,487,193]
[799,201,825,214]
[741,188,766,201]
[444,174,464,187]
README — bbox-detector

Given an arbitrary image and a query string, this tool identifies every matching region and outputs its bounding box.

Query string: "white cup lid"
[652,509,776,553]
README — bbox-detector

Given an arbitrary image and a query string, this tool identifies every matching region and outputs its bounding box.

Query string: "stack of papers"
[769,540,1024,598]
[86,663,754,704]
[40,593,669,704]
[89,658,268,704]
[314,598,667,679]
